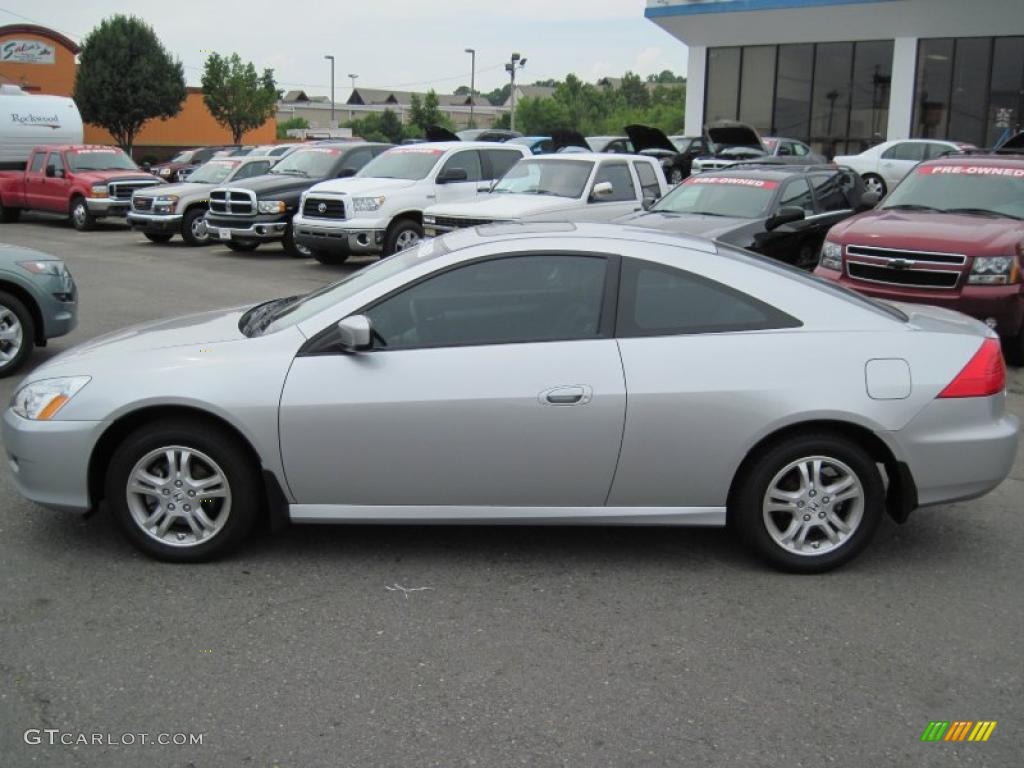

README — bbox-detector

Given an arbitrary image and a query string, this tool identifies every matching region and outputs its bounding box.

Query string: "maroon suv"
[815,153,1024,363]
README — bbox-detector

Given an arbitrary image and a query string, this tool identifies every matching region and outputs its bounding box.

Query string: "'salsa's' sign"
[1,40,56,64]
[10,112,61,129]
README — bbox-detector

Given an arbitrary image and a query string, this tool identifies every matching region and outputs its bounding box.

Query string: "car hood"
[829,210,1024,254]
[615,210,752,239]
[428,194,581,219]
[310,177,418,195]
[624,124,676,153]
[220,173,325,196]
[133,181,213,198]
[704,120,763,150]
[74,170,159,184]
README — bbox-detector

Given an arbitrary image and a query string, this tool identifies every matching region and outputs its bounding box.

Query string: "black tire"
[282,224,310,258]
[225,240,260,252]
[0,202,20,223]
[105,419,262,562]
[1003,331,1024,367]
[731,432,885,573]
[180,207,210,247]
[69,196,95,231]
[861,173,887,198]
[313,249,351,266]
[795,241,818,270]
[0,290,35,378]
[144,233,174,244]
[383,218,423,256]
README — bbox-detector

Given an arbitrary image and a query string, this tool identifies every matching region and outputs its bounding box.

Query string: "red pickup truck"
[815,152,1024,364]
[0,145,163,230]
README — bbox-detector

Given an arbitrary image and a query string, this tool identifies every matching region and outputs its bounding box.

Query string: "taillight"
[938,338,1006,398]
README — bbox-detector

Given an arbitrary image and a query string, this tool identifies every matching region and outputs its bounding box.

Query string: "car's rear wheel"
[0,291,34,378]
[144,233,173,244]
[225,240,259,252]
[732,433,884,572]
[384,218,423,256]
[861,173,887,197]
[70,197,95,231]
[180,208,210,247]
[106,420,261,562]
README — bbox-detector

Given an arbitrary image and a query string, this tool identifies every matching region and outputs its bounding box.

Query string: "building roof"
[0,23,80,54]
[347,88,475,107]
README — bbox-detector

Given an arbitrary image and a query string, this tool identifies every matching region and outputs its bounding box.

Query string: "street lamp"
[324,55,335,128]
[505,52,527,132]
[465,48,476,128]
[348,73,358,93]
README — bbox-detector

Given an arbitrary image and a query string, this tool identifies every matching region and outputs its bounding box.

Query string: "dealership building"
[646,0,1024,155]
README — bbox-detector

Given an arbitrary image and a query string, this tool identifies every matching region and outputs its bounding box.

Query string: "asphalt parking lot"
[0,214,1022,768]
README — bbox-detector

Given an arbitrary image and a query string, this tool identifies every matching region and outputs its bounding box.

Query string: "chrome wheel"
[862,175,886,197]
[190,215,208,242]
[762,455,864,557]
[394,228,420,252]
[126,445,232,547]
[0,305,23,366]
[72,203,88,228]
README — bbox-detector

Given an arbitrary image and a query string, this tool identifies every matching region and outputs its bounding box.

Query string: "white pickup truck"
[292,141,529,264]
[423,153,668,236]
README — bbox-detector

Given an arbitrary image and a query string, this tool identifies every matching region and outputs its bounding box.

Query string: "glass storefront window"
[810,42,854,157]
[948,38,992,146]
[774,44,814,140]
[705,47,740,124]
[989,37,1024,146]
[738,46,776,134]
[848,41,893,153]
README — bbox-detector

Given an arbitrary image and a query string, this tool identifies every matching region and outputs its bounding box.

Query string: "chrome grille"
[109,180,160,201]
[131,196,153,212]
[846,245,967,266]
[209,188,256,216]
[303,197,345,219]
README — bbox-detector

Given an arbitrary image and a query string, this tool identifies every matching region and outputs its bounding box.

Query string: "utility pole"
[465,48,476,128]
[505,52,526,132]
[348,73,359,93]
[324,54,335,127]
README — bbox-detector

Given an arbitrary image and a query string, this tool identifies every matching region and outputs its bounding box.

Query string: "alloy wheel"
[0,305,23,366]
[394,229,420,252]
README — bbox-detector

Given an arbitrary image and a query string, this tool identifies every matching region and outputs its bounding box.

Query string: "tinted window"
[633,161,661,200]
[342,147,374,172]
[235,161,271,180]
[439,150,482,182]
[483,149,522,180]
[366,255,607,349]
[654,177,777,218]
[738,46,776,133]
[778,178,815,214]
[29,153,45,173]
[881,142,926,161]
[706,47,741,123]
[774,44,814,138]
[593,163,636,202]
[810,173,850,212]
[269,148,343,178]
[47,152,64,174]
[792,142,810,157]
[616,259,800,337]
[924,142,955,160]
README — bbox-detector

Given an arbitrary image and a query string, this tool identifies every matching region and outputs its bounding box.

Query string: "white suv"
[423,153,668,236]
[293,142,529,264]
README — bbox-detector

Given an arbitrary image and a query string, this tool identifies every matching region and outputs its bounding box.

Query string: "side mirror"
[477,182,494,193]
[437,167,469,184]
[642,196,657,211]
[765,206,805,231]
[336,315,373,352]
[337,167,357,178]
[857,191,881,211]
[45,164,56,178]
[590,181,614,201]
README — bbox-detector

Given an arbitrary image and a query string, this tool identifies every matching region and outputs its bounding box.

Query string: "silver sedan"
[3,223,1018,571]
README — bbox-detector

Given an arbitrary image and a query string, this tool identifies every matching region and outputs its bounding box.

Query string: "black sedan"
[615,164,875,269]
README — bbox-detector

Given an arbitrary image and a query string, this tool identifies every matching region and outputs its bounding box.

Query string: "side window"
[592,162,637,202]
[778,178,814,214]
[792,142,810,157]
[881,142,925,162]
[483,149,522,180]
[925,142,954,160]
[47,152,64,175]
[809,173,850,212]
[439,150,482,182]
[777,143,794,156]
[366,255,608,349]
[29,153,46,173]
[237,161,270,179]
[616,258,800,337]
[633,161,662,200]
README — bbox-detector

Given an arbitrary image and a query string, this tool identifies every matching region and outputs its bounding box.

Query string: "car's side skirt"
[289,505,726,526]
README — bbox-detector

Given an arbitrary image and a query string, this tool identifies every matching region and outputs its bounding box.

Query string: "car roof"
[917,153,1024,168]
[438,221,719,255]
[385,141,525,151]
[692,164,833,180]
[526,152,646,163]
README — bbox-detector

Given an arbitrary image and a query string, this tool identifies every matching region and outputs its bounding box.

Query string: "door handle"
[539,385,592,406]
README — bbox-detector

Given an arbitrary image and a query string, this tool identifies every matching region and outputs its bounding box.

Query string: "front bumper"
[292,216,385,255]
[85,198,131,217]
[3,409,103,513]
[127,212,184,234]
[206,215,288,243]
[29,271,78,340]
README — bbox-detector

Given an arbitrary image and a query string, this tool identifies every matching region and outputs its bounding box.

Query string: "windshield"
[669,137,693,152]
[357,147,444,180]
[186,160,242,184]
[269,147,342,178]
[653,176,777,218]
[492,159,593,198]
[881,165,1024,219]
[68,149,138,172]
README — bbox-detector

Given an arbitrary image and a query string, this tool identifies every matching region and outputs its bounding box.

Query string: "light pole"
[348,73,358,93]
[324,54,335,127]
[465,48,477,128]
[505,52,526,131]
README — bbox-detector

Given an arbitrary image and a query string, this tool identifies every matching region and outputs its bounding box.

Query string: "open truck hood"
[624,124,677,154]
[705,121,764,151]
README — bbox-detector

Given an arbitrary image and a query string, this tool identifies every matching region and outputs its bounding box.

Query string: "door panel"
[279,340,626,507]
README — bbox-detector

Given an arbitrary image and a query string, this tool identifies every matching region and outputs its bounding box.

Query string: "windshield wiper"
[942,207,1022,220]
[687,210,729,217]
[883,203,942,212]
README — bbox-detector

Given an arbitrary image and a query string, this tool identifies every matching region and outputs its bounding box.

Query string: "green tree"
[377,109,405,144]
[492,112,512,130]
[620,71,651,109]
[348,109,405,143]
[408,90,452,132]
[201,53,280,144]
[515,97,572,135]
[276,116,308,139]
[73,15,186,153]
[485,83,512,106]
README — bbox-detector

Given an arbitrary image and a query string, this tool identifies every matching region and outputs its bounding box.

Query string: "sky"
[0,0,689,97]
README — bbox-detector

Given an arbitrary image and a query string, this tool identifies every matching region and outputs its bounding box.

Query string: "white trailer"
[0,85,83,169]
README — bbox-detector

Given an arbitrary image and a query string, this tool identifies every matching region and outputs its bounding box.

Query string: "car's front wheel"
[70,197,95,231]
[732,433,884,572]
[180,208,210,247]
[106,420,261,562]
[861,173,887,197]
[384,218,423,256]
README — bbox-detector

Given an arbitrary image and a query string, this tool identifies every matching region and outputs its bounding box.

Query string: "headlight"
[352,196,386,212]
[90,184,108,198]
[423,215,436,225]
[17,260,66,277]
[819,241,843,270]
[968,256,1018,285]
[160,168,172,176]
[11,376,91,421]
[257,200,286,214]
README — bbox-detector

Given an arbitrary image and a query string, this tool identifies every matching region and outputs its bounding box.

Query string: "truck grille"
[303,197,345,219]
[431,215,498,231]
[131,196,153,212]
[109,180,160,201]
[209,188,256,216]
[846,245,967,266]
[845,244,964,290]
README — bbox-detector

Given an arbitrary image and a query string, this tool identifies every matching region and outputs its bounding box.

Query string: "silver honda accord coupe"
[3,223,1018,571]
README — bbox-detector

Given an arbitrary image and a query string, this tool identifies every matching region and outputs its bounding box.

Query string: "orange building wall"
[0,30,77,95]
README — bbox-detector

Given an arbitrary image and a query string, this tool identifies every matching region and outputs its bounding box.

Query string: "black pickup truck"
[204,142,392,257]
